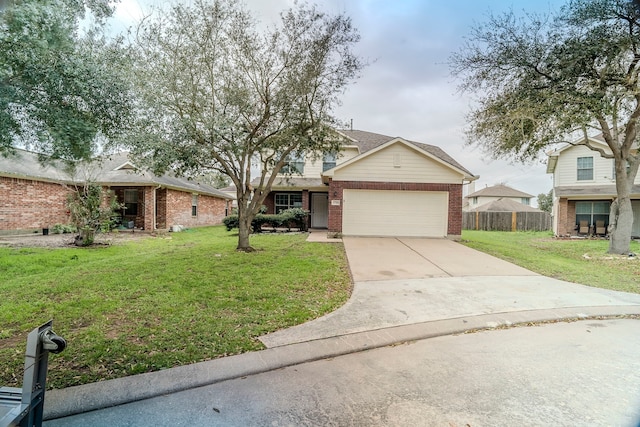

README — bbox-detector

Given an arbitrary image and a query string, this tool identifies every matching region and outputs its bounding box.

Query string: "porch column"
[327,179,343,234]
[143,187,155,231]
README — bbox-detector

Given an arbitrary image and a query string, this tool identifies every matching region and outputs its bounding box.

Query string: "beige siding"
[334,144,463,183]
[277,147,361,178]
[554,145,618,187]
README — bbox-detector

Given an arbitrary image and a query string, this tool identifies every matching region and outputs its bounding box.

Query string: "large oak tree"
[0,0,132,163]
[127,0,363,251]
[450,0,640,254]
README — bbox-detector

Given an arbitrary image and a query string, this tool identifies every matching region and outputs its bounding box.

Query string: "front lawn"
[461,230,640,294]
[0,226,351,389]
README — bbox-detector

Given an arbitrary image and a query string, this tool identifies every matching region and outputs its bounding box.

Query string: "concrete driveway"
[259,237,640,347]
[342,237,534,281]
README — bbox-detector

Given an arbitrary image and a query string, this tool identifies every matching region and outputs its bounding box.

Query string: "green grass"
[0,226,351,389]
[461,230,640,294]
[4,228,638,390]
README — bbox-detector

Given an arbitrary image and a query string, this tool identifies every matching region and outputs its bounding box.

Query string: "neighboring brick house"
[464,184,534,212]
[248,129,476,239]
[0,149,233,234]
[546,135,640,237]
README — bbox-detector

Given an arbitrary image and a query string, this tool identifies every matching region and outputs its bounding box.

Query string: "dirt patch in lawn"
[0,231,157,249]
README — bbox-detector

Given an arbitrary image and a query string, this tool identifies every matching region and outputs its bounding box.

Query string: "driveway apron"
[259,237,640,348]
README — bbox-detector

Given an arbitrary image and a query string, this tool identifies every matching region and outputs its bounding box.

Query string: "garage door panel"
[342,189,448,237]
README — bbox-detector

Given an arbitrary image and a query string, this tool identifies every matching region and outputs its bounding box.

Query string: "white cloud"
[111,0,565,201]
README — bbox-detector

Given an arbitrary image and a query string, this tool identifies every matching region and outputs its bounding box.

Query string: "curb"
[44,305,640,420]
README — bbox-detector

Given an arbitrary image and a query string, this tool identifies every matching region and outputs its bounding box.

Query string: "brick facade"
[164,189,228,228]
[2,178,228,234]
[327,179,464,237]
[0,176,72,232]
[556,198,579,236]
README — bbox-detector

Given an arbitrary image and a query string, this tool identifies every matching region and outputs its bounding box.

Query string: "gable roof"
[0,149,233,200]
[471,197,542,212]
[546,136,611,174]
[334,129,476,178]
[467,184,533,199]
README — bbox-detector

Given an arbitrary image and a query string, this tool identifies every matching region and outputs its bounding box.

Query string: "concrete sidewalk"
[43,236,640,421]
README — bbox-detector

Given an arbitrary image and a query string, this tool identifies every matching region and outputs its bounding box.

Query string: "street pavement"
[43,235,640,426]
[44,319,640,426]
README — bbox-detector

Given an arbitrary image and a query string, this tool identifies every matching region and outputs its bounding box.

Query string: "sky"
[110,0,568,206]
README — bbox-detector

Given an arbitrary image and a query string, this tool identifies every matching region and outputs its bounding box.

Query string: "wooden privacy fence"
[463,211,552,232]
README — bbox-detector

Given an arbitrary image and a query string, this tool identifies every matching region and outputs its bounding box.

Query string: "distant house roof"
[338,129,475,177]
[0,149,233,200]
[471,198,542,212]
[467,184,533,199]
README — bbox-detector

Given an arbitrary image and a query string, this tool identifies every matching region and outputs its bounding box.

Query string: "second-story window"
[281,153,305,174]
[521,198,530,206]
[322,152,336,171]
[577,156,593,181]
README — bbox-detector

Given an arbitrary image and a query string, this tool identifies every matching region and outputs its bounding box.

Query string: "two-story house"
[546,135,640,237]
[254,129,477,239]
[464,184,533,212]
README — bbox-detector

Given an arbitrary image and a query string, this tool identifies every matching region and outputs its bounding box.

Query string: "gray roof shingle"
[471,198,542,212]
[0,149,233,199]
[467,184,533,199]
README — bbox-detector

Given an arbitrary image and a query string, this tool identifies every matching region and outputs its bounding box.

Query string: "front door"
[311,193,329,228]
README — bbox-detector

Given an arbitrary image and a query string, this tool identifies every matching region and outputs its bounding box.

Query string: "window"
[124,189,139,216]
[281,153,305,174]
[575,201,610,229]
[322,152,336,172]
[577,157,593,180]
[521,198,530,206]
[612,159,631,179]
[192,194,198,217]
[274,193,302,214]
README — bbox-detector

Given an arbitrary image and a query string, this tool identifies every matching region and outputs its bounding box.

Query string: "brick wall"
[557,198,568,236]
[156,188,167,229]
[327,180,464,236]
[164,189,227,229]
[0,176,72,232]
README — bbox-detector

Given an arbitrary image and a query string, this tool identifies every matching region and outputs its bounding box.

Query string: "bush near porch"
[0,226,350,389]
[223,208,309,232]
[461,230,640,294]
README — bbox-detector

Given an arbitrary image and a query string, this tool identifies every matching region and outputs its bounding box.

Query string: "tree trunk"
[236,206,254,251]
[608,195,633,254]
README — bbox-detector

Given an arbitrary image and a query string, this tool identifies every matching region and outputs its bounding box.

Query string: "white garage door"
[342,189,448,237]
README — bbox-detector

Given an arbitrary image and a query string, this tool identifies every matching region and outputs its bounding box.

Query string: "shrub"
[52,224,78,234]
[281,208,309,231]
[223,215,239,231]
[67,183,123,246]
[223,208,309,233]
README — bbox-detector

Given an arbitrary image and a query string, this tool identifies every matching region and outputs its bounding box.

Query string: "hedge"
[223,208,309,232]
